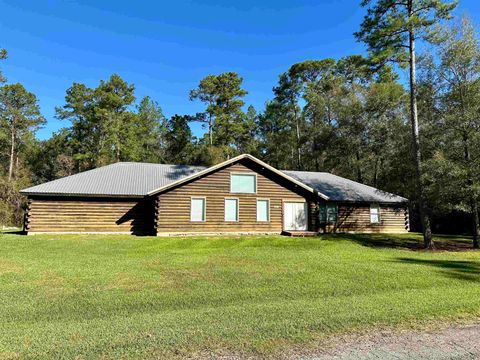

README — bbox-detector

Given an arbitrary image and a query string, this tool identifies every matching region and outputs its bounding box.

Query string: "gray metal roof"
[21,162,206,197]
[283,170,407,203]
[21,160,406,203]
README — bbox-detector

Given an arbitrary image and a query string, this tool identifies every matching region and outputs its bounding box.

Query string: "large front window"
[230,173,256,193]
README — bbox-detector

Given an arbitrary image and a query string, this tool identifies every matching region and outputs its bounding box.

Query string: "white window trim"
[190,196,206,222]
[224,197,240,222]
[256,198,270,222]
[370,203,380,224]
[230,172,257,194]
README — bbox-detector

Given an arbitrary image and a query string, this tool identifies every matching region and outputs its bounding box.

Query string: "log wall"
[323,204,409,233]
[25,196,155,234]
[156,160,312,234]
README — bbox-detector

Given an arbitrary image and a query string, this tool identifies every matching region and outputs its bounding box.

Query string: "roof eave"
[21,191,145,198]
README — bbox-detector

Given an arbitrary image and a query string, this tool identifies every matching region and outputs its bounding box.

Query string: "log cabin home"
[20,154,409,235]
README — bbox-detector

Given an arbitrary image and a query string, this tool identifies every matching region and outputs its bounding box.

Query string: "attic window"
[230,173,256,194]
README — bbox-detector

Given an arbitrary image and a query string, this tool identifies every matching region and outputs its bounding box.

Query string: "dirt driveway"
[293,323,480,360]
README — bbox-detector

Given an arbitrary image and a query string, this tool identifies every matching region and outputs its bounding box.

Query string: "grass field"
[1,232,480,359]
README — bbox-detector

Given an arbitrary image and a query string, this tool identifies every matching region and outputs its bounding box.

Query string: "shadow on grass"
[0,230,25,235]
[335,233,475,252]
[394,257,480,282]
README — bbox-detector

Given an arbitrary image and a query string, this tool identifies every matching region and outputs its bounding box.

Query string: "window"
[257,199,270,222]
[230,173,256,193]
[319,203,338,223]
[190,198,206,222]
[370,204,380,224]
[225,198,239,221]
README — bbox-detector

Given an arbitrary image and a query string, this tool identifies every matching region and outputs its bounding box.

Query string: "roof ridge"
[114,161,207,167]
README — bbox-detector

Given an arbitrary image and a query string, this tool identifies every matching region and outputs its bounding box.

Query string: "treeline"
[1,1,479,248]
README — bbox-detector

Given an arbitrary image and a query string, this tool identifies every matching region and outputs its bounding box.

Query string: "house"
[20,154,409,235]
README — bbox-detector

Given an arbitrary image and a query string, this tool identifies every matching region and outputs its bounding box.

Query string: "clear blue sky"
[1,0,479,140]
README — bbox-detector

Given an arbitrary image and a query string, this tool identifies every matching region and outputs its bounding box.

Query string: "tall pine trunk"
[8,128,15,181]
[408,8,433,249]
[356,151,363,183]
[294,106,301,170]
[208,113,213,146]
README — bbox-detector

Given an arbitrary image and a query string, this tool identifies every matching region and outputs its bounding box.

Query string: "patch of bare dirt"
[291,323,480,360]
[191,322,480,360]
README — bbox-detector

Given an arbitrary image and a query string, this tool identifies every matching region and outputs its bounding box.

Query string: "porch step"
[281,230,319,237]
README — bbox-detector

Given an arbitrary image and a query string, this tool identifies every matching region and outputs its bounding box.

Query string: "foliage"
[190,72,249,159]
[164,114,195,164]
[355,0,457,67]
[0,47,6,83]
[355,0,457,249]
[55,74,137,168]
[135,96,168,163]
[423,18,480,246]
[0,83,45,181]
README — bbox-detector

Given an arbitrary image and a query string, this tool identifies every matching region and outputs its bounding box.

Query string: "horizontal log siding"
[156,161,310,234]
[326,204,408,233]
[26,197,154,234]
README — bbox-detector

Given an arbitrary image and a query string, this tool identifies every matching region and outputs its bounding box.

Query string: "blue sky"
[1,0,479,140]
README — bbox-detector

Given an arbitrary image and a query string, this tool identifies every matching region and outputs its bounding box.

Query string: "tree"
[257,100,297,169]
[0,48,6,83]
[237,105,259,155]
[94,74,136,163]
[56,74,137,169]
[355,0,457,249]
[55,82,96,170]
[164,114,194,164]
[435,18,480,247]
[27,129,75,183]
[273,72,303,169]
[0,83,45,181]
[135,96,167,163]
[189,72,248,156]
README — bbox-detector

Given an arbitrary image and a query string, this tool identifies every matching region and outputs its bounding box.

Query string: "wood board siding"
[323,204,409,233]
[156,160,312,234]
[25,196,155,234]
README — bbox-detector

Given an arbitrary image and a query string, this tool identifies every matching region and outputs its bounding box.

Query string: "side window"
[231,173,256,193]
[257,199,270,222]
[190,198,206,222]
[319,203,338,223]
[370,204,380,224]
[225,198,239,222]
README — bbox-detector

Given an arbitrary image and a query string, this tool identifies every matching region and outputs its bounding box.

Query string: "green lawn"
[1,233,480,359]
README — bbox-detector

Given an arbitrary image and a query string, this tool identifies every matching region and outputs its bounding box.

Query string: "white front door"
[283,202,307,231]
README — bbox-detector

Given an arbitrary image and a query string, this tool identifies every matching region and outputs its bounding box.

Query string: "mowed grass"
[1,233,480,359]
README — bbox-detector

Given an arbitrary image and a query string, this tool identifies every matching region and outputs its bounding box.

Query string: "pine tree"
[355,0,457,249]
